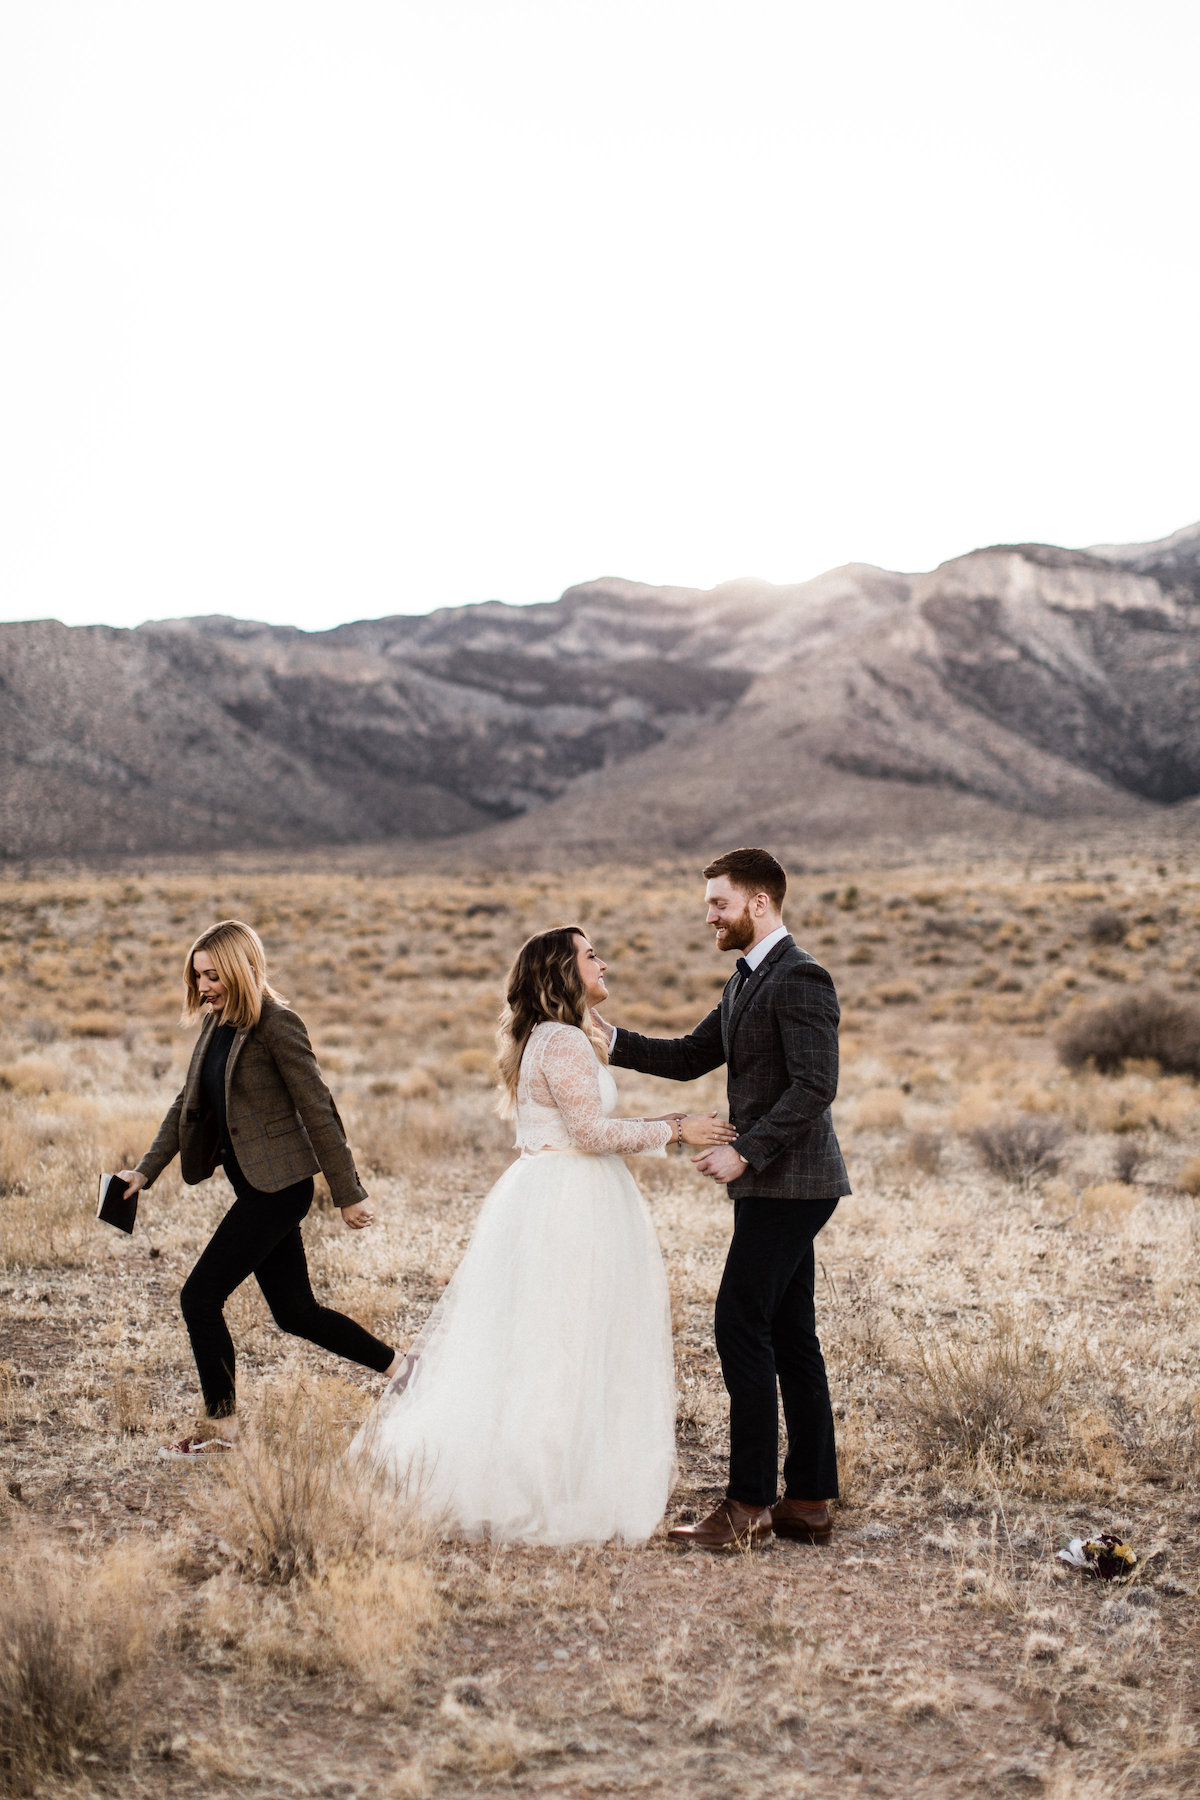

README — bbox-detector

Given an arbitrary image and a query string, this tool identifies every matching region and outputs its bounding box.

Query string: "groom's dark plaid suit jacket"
[611,934,849,1199]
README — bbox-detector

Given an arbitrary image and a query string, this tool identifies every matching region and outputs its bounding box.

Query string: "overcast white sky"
[2,1,1198,630]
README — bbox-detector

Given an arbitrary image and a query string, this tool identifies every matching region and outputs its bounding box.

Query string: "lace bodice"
[515,1023,673,1157]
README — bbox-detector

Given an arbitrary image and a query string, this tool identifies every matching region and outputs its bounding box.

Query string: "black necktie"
[735,956,752,991]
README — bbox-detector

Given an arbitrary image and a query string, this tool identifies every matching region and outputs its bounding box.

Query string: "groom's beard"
[713,911,756,953]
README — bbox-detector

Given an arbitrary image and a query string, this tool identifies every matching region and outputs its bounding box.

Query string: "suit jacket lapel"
[184,1012,218,1104]
[726,935,795,1046]
[224,1024,252,1105]
[225,992,273,1100]
[719,974,738,1056]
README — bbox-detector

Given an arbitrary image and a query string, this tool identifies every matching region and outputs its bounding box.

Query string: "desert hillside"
[2,524,1198,860]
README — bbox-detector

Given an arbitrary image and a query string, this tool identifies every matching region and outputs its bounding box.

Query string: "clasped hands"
[669,1117,747,1184]
[653,1109,747,1180]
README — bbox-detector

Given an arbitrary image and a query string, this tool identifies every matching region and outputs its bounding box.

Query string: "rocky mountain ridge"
[2,525,1197,859]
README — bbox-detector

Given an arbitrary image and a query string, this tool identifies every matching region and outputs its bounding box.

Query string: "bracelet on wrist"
[675,1117,684,1149]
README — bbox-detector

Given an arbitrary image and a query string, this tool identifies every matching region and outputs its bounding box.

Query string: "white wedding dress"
[352,1023,677,1545]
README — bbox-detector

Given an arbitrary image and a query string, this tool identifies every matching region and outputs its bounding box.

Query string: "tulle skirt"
[351,1149,677,1546]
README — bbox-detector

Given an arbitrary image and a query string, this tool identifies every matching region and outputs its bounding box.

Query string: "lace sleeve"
[540,1027,674,1156]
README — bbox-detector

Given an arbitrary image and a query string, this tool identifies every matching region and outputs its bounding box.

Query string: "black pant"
[713,1195,840,1507]
[179,1160,394,1419]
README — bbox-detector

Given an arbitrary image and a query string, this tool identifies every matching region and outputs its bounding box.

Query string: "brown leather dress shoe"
[771,1498,833,1542]
[667,1498,773,1550]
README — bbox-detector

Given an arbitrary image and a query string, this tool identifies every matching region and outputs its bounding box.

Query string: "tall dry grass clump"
[199,1382,423,1583]
[970,1114,1066,1182]
[0,1114,35,1198]
[1085,907,1127,946]
[1057,987,1200,1077]
[898,1311,1070,1468]
[0,1537,167,1795]
[190,1384,439,1708]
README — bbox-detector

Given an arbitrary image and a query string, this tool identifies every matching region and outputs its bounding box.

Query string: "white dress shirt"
[740,923,789,972]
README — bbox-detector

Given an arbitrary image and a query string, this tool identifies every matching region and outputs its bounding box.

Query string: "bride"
[352,925,735,1545]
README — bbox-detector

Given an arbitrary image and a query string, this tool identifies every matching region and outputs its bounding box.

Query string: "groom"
[595,847,848,1550]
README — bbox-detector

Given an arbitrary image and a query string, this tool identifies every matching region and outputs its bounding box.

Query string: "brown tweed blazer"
[136,994,367,1209]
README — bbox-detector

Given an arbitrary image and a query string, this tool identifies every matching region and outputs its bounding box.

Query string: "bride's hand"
[679,1113,738,1148]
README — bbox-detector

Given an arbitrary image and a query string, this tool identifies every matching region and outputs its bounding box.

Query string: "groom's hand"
[590,1005,613,1037]
[692,1144,748,1184]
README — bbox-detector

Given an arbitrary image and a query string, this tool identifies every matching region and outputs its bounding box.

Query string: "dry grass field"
[2,852,1199,1799]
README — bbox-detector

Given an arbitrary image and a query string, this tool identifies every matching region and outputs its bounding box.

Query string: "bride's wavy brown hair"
[495,925,608,1115]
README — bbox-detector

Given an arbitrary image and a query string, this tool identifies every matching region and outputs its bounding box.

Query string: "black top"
[199,1022,238,1166]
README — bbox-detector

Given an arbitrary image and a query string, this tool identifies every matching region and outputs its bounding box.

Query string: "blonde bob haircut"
[182,920,285,1032]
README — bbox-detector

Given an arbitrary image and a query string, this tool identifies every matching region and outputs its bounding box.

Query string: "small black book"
[96,1172,139,1235]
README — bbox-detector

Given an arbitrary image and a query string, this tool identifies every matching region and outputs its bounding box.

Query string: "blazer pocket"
[264,1112,300,1139]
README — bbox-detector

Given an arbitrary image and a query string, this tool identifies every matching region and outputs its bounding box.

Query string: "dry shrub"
[188,1383,439,1705]
[1057,986,1200,1076]
[396,1068,441,1100]
[889,1678,958,1721]
[827,1272,894,1377]
[970,1114,1066,1182]
[0,1363,19,1433]
[1111,1138,1146,1183]
[949,1090,1000,1134]
[873,979,921,1006]
[0,1116,35,1197]
[196,1558,439,1707]
[1086,908,1127,946]
[94,1109,169,1173]
[1067,1408,1127,1483]
[305,1558,438,1699]
[829,1408,879,1505]
[1177,1156,1200,1197]
[0,1537,167,1794]
[899,1312,1069,1465]
[0,1059,63,1096]
[67,1009,123,1038]
[1082,1076,1196,1137]
[0,1186,91,1272]
[199,1382,421,1584]
[1129,1391,1200,1486]
[436,1712,560,1779]
[1036,1176,1078,1223]
[107,1365,154,1436]
[1079,1182,1140,1222]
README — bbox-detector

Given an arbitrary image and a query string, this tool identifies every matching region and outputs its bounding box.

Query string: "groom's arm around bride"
[596,854,848,1203]
[592,846,850,1552]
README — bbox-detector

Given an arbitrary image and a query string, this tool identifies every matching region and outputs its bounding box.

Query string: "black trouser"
[179,1159,394,1419]
[713,1195,840,1508]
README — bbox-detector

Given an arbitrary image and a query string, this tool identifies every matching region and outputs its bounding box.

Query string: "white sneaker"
[157,1435,235,1461]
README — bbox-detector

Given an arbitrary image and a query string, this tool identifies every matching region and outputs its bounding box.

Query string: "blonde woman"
[353,926,735,1545]
[119,920,400,1459]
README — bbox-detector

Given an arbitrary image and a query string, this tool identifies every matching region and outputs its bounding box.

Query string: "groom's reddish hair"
[702,847,787,910]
